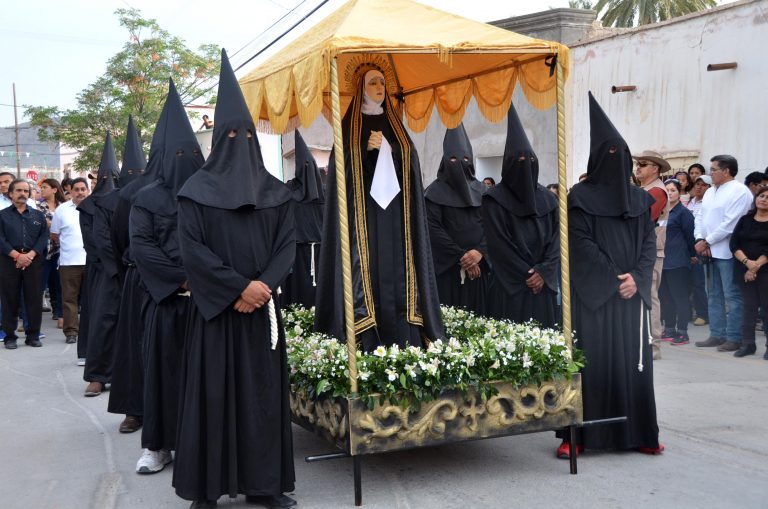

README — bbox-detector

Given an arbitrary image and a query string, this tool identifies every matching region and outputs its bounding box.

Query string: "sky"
[0,0,571,128]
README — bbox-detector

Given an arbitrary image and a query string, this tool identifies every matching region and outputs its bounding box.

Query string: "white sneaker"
[136,448,172,474]
[77,358,86,366]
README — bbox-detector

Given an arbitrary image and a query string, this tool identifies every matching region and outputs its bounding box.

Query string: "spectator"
[633,150,671,360]
[39,179,66,328]
[578,172,588,183]
[61,177,73,198]
[546,183,559,196]
[0,172,14,210]
[744,171,768,196]
[659,179,696,345]
[694,155,753,351]
[199,114,214,130]
[687,175,712,325]
[729,186,768,359]
[51,178,89,347]
[0,179,49,349]
[675,170,692,206]
[688,163,705,182]
[482,177,495,188]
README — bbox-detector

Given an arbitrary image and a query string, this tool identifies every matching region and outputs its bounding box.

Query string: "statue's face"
[364,72,386,103]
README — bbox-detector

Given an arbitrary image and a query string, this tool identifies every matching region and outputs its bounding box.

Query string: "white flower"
[448,337,461,350]
[522,352,533,369]
[373,346,387,358]
[491,360,500,369]
[359,371,371,381]
[428,339,444,354]
[385,368,398,382]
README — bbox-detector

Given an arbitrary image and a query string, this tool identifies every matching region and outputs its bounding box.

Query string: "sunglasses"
[635,161,655,168]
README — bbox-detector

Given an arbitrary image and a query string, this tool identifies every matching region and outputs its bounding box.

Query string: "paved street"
[1,318,766,509]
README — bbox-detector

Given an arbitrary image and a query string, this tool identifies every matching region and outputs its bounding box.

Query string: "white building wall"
[567,0,768,183]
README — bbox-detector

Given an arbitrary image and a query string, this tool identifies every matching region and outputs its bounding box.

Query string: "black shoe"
[733,344,756,357]
[65,335,77,344]
[24,338,43,347]
[764,349,768,360]
[189,502,217,509]
[695,336,725,347]
[671,332,690,345]
[4,339,17,350]
[246,494,297,508]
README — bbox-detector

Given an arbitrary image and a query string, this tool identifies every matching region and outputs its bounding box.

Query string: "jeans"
[708,258,743,343]
[691,262,708,320]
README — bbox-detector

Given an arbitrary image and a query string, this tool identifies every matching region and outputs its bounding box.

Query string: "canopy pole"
[331,57,359,394]
[555,54,572,350]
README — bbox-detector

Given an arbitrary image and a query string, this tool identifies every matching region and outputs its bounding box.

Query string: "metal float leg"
[569,425,578,475]
[353,455,363,506]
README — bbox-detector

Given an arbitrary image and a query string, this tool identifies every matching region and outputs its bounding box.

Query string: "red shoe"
[637,443,665,455]
[556,440,583,459]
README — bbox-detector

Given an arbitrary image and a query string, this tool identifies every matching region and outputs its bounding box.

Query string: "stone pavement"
[0,316,766,509]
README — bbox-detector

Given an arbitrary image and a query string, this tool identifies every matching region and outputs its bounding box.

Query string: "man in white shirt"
[51,178,89,347]
[693,155,753,350]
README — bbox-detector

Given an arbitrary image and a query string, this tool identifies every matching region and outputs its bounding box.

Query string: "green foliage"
[283,305,585,410]
[593,0,716,27]
[25,8,219,172]
[568,0,595,9]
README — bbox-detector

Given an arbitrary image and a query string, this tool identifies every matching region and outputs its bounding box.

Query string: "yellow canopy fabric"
[239,0,569,134]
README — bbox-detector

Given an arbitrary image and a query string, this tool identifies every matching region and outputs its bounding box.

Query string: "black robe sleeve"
[256,201,295,292]
[177,199,251,321]
[93,204,119,278]
[111,197,132,267]
[79,210,97,263]
[482,197,539,291]
[533,209,560,292]
[130,204,187,304]
[568,208,622,309]
[426,201,466,275]
[629,212,656,308]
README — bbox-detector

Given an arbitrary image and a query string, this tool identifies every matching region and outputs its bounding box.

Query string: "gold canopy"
[239,0,569,134]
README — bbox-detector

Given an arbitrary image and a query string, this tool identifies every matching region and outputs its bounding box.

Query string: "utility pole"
[13,83,21,177]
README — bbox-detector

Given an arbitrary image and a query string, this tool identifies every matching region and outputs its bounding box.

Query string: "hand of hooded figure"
[234,297,257,314]
[526,269,544,294]
[460,249,483,270]
[467,264,481,280]
[617,273,637,299]
[241,280,272,308]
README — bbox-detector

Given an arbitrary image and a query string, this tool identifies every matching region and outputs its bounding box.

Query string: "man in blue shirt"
[0,179,49,349]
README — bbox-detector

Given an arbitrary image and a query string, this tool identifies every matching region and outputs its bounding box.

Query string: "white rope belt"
[310,242,317,287]
[460,268,466,285]
[638,299,653,372]
[268,297,278,351]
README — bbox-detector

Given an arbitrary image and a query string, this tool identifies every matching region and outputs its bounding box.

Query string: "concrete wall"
[567,0,768,183]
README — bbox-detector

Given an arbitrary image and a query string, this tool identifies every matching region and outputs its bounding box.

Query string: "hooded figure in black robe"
[107,115,148,428]
[424,124,490,315]
[132,78,204,457]
[482,103,559,326]
[282,130,324,309]
[173,49,296,507]
[314,63,443,351]
[78,132,119,391]
[562,92,659,452]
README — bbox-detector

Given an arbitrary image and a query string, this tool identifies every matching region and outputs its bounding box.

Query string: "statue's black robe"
[106,195,151,418]
[131,184,189,451]
[482,191,559,326]
[568,206,660,450]
[315,113,443,350]
[282,192,322,309]
[425,201,490,315]
[173,199,296,501]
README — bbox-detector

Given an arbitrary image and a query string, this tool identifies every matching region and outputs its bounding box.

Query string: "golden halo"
[344,54,398,95]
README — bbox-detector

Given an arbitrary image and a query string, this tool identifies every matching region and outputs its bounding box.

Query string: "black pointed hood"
[178,48,291,210]
[158,79,204,196]
[289,129,323,203]
[569,92,652,217]
[92,131,119,195]
[119,115,145,187]
[424,124,484,208]
[119,89,168,202]
[486,102,556,217]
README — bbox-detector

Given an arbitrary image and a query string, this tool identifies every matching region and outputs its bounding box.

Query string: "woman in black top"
[730,186,768,358]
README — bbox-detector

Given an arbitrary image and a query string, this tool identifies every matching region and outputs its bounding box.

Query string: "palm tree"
[591,0,717,27]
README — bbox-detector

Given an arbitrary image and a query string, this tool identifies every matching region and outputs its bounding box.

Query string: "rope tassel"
[268,297,278,351]
[310,242,317,287]
[638,300,644,373]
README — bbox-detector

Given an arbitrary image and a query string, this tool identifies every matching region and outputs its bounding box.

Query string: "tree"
[592,0,717,27]
[26,8,220,172]
[568,0,595,9]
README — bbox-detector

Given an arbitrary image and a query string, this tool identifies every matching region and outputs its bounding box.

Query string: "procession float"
[239,0,587,504]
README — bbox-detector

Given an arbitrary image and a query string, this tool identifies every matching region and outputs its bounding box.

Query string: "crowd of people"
[1,50,766,509]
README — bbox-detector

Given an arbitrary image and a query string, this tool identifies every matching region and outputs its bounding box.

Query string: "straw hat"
[632,150,671,174]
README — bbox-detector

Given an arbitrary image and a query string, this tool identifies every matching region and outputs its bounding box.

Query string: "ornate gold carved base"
[291,375,582,455]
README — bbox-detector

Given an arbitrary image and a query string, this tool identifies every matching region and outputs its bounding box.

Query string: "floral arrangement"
[283,305,584,410]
